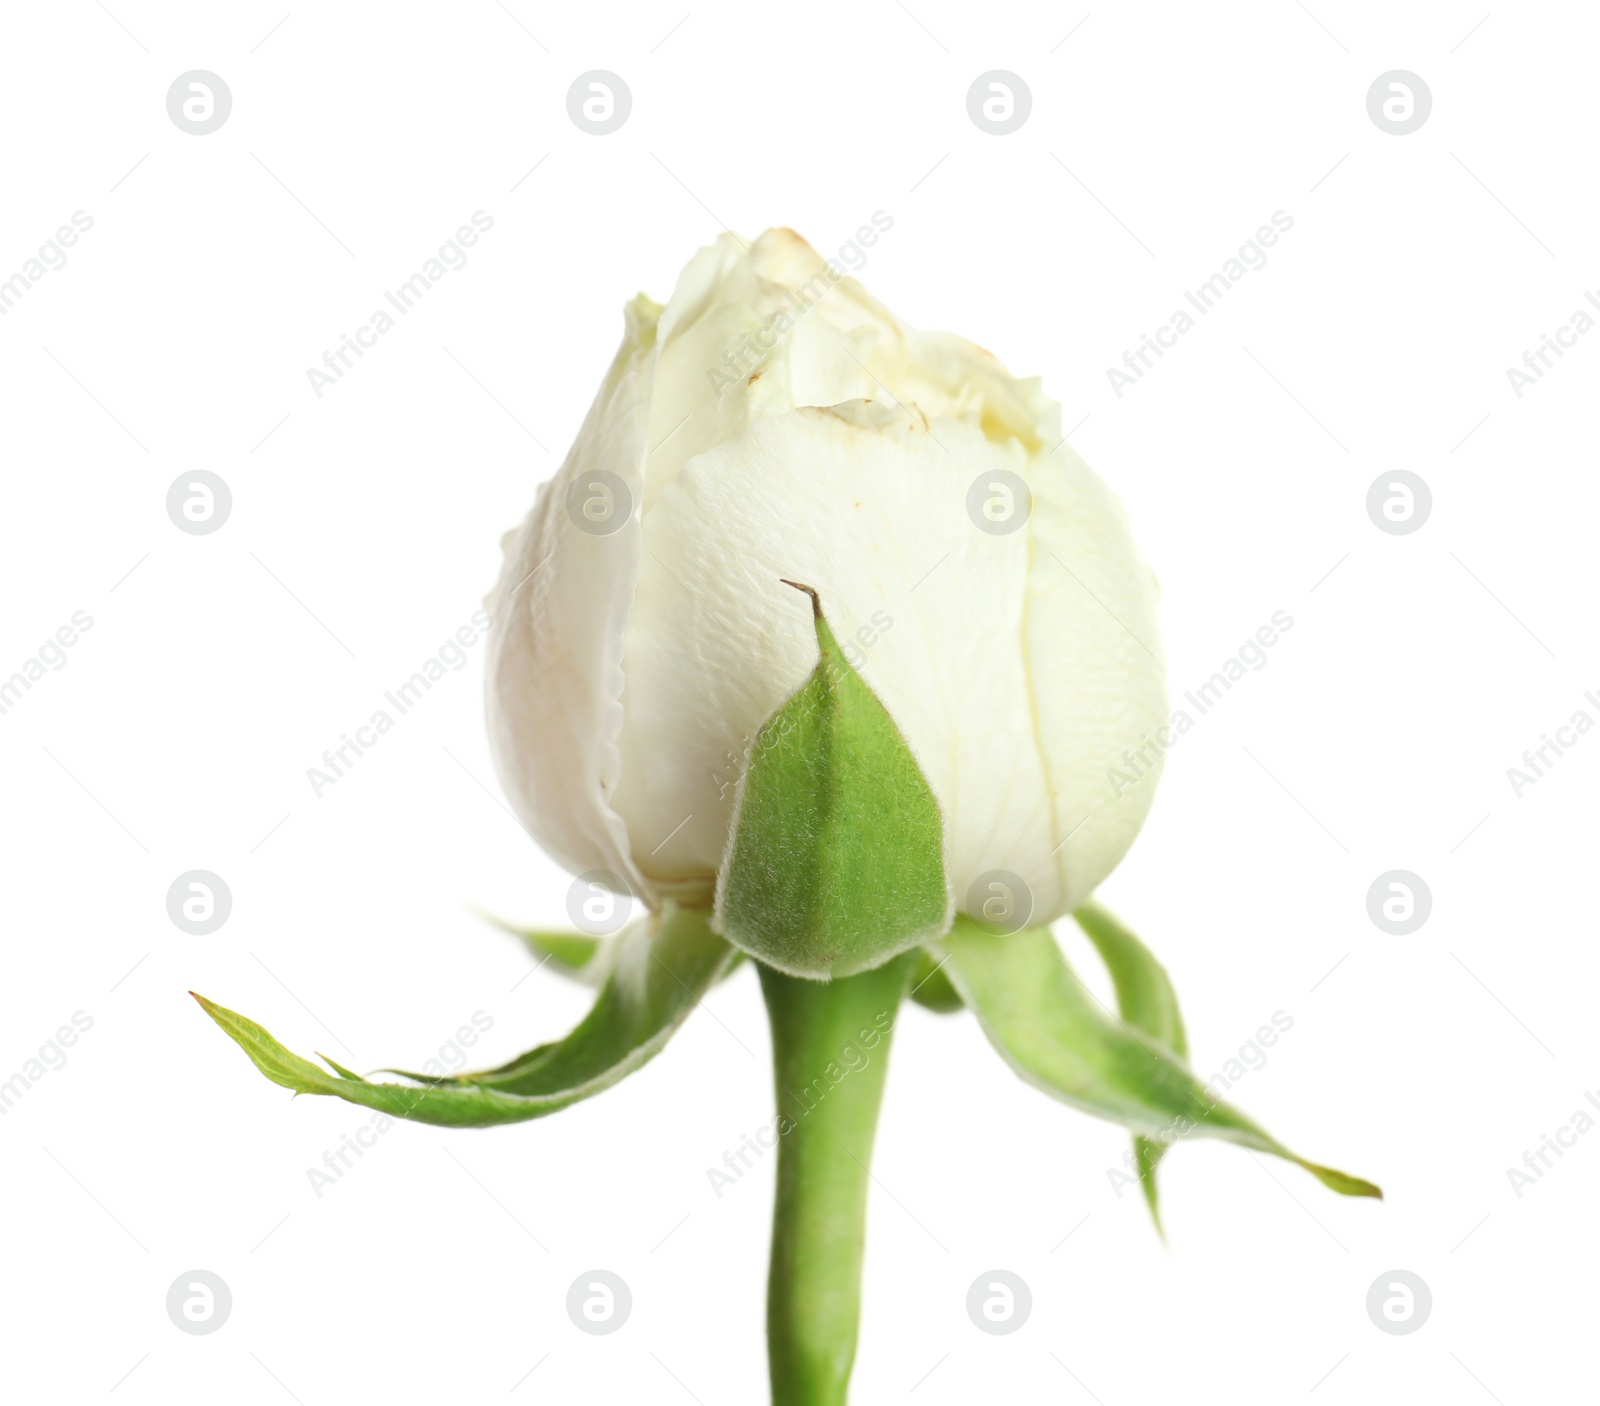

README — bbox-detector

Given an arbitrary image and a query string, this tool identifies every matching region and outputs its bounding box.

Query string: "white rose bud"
[486,227,1166,936]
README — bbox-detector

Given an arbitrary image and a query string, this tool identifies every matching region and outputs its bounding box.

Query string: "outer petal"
[609,402,1166,922]
[1025,442,1167,904]
[484,295,661,902]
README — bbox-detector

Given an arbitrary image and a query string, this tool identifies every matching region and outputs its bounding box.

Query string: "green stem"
[759,953,913,1406]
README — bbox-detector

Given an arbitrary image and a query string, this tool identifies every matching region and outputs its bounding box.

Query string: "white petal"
[642,228,1060,506]
[485,295,661,903]
[610,403,1165,922]
[1023,442,1167,908]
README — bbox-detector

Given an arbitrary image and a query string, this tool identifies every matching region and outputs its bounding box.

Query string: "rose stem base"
[758,953,913,1406]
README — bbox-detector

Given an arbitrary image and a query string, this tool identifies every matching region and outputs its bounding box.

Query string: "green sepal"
[483,913,744,990]
[908,947,964,1013]
[194,903,734,1128]
[507,926,608,978]
[318,1054,366,1082]
[1074,901,1189,1232]
[933,916,1380,1202]
[717,583,951,979]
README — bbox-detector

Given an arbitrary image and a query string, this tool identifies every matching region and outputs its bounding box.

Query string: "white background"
[2,1,1595,1401]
